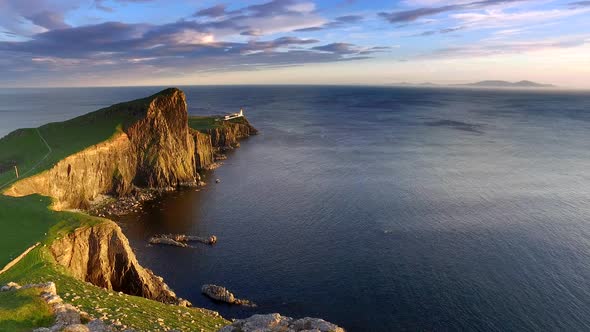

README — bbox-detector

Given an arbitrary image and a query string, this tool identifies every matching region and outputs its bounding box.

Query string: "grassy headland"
[0,90,232,331]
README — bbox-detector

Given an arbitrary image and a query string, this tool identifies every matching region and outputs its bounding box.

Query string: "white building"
[224,109,244,121]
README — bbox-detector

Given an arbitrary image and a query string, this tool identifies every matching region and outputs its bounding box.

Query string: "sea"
[2,85,590,331]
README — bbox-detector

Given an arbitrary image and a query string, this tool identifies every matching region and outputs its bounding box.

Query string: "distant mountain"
[458,80,555,88]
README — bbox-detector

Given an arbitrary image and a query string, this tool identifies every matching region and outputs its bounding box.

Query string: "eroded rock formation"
[50,220,190,306]
[126,88,196,188]
[192,130,215,170]
[3,133,135,210]
[4,88,243,210]
[201,284,256,307]
[207,118,258,150]
[219,313,345,332]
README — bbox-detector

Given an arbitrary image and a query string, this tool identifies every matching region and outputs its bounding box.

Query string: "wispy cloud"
[379,0,523,23]
[295,14,363,32]
[568,1,590,8]
[421,35,590,58]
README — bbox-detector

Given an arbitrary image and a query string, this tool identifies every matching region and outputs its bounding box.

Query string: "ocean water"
[2,86,590,331]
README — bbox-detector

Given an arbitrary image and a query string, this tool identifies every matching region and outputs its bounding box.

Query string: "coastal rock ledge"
[220,313,345,332]
[50,220,190,306]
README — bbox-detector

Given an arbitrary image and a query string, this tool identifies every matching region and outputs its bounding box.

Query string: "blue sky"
[1,0,589,87]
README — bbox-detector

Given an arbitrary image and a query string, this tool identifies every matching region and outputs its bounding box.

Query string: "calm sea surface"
[2,86,590,331]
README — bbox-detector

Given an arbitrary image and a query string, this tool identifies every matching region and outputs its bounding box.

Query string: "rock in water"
[149,234,217,246]
[201,284,256,307]
[219,313,345,332]
[148,237,188,248]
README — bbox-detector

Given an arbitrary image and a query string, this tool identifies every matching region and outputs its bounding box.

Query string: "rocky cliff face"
[207,118,258,150]
[127,88,196,188]
[50,220,189,306]
[192,130,215,170]
[3,133,136,210]
[5,88,203,209]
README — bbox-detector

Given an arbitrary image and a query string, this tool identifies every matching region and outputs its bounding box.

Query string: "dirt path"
[0,242,40,275]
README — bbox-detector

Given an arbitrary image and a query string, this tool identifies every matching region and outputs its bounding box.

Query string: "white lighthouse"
[224,108,245,121]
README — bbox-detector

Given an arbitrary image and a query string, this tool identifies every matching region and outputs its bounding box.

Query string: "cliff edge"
[50,220,189,306]
[4,88,256,210]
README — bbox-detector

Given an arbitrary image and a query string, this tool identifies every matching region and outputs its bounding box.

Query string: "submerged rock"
[201,284,256,307]
[219,313,344,332]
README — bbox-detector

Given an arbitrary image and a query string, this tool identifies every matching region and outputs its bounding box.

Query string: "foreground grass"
[0,195,228,331]
[0,287,54,332]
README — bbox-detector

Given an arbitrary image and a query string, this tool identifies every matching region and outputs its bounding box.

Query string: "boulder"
[201,284,256,307]
[219,313,345,332]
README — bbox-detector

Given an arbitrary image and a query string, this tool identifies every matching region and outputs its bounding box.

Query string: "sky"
[0,0,589,88]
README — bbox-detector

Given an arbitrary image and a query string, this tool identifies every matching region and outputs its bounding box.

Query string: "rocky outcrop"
[201,284,256,307]
[219,314,345,332]
[50,220,190,306]
[5,88,258,210]
[149,234,217,247]
[127,88,196,188]
[5,88,201,210]
[4,133,135,210]
[192,130,215,170]
[207,118,258,150]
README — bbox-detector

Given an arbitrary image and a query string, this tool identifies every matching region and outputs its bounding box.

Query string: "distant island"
[390,80,556,89]
[457,80,555,88]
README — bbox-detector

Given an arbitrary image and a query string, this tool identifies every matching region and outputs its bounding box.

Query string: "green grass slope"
[0,287,54,332]
[0,196,228,331]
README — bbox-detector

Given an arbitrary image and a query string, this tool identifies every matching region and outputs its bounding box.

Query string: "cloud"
[94,0,156,12]
[240,29,263,36]
[414,26,465,36]
[450,6,590,29]
[312,43,389,55]
[190,0,326,36]
[25,10,70,30]
[0,16,385,83]
[405,2,590,38]
[295,14,363,32]
[0,0,389,85]
[193,4,228,18]
[0,0,79,36]
[421,36,589,58]
[569,1,590,8]
[378,0,522,23]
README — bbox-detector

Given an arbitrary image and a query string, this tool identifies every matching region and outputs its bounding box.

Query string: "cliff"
[50,220,189,306]
[3,133,135,210]
[192,130,215,170]
[4,88,257,210]
[126,88,196,188]
[207,117,258,150]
